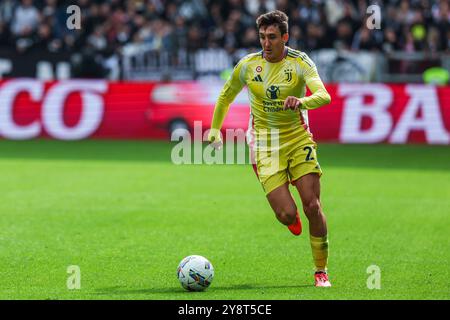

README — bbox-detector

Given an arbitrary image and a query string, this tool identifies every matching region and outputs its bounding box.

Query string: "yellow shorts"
[254,138,322,195]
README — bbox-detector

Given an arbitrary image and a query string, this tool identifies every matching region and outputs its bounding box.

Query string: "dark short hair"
[256,10,289,35]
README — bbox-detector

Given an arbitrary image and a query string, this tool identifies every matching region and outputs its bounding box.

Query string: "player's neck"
[263,46,288,63]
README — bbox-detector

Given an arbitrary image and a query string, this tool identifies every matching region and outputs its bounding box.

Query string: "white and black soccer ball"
[177,255,214,291]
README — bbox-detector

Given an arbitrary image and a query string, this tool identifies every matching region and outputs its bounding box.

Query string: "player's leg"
[266,182,295,224]
[287,140,331,286]
[292,173,331,287]
[292,173,326,237]
[266,182,302,235]
[253,139,303,236]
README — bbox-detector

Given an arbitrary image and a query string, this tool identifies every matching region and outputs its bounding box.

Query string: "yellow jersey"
[209,47,331,149]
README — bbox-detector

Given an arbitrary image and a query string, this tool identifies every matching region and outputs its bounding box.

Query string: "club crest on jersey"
[266,85,280,99]
[284,68,293,82]
[256,66,262,73]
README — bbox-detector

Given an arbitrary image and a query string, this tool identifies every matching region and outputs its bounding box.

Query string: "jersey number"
[304,146,314,161]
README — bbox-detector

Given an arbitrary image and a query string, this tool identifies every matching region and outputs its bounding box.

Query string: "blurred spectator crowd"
[0,0,449,53]
[0,0,448,77]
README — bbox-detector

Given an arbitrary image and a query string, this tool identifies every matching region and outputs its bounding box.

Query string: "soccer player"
[208,10,332,287]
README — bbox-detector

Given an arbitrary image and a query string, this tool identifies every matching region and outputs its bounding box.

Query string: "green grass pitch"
[0,140,449,300]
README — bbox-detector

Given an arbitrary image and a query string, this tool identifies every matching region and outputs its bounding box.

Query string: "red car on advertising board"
[147,81,251,138]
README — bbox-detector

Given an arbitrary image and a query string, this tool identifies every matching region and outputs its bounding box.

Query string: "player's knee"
[303,199,321,218]
[276,207,297,225]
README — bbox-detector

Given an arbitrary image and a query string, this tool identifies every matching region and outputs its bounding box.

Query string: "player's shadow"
[95,283,312,296]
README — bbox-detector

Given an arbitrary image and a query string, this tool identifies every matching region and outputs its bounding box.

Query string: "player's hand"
[207,128,223,150]
[283,96,301,111]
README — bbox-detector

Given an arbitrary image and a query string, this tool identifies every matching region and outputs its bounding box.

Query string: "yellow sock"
[310,235,329,273]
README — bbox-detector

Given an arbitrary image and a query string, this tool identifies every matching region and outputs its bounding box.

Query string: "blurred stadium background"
[0,0,449,300]
[0,0,449,82]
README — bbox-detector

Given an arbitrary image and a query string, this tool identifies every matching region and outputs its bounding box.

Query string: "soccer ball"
[177,255,214,291]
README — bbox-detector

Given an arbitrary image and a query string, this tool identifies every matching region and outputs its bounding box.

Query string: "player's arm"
[208,60,246,145]
[299,61,331,109]
[284,56,331,110]
[300,55,331,110]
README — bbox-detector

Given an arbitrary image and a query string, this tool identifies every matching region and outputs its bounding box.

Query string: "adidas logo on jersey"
[252,75,263,82]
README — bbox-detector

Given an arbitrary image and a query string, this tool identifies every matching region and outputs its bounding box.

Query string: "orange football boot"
[287,211,302,236]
